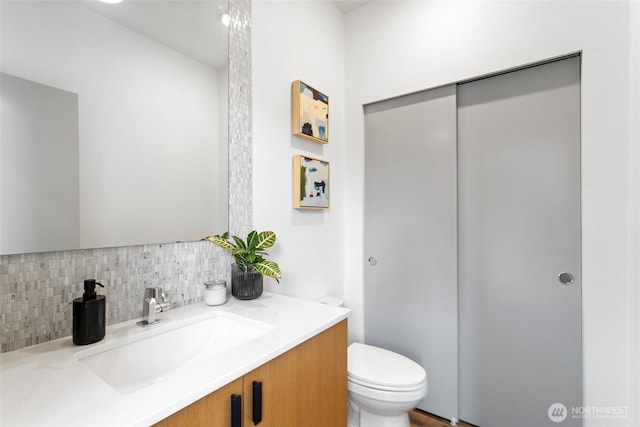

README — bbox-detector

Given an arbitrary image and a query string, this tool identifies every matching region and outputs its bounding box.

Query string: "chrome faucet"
[137,287,170,326]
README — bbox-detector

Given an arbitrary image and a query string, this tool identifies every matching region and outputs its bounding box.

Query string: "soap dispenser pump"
[72,279,106,345]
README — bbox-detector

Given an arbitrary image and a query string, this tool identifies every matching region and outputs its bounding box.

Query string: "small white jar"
[204,280,227,306]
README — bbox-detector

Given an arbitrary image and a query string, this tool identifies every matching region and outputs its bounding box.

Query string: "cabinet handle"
[231,394,241,427]
[252,381,263,425]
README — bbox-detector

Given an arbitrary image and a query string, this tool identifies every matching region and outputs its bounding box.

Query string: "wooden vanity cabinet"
[154,378,243,427]
[155,319,347,427]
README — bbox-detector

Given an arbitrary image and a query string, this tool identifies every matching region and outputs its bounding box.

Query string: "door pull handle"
[231,394,241,427]
[252,381,263,425]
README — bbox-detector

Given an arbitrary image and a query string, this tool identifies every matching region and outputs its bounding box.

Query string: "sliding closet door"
[458,57,582,427]
[364,85,458,418]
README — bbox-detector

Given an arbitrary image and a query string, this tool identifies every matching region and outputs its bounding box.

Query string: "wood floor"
[409,409,475,427]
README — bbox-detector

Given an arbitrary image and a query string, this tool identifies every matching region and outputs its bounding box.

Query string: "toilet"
[347,343,428,427]
[314,297,428,427]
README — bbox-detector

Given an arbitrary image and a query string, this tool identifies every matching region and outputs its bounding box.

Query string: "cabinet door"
[242,320,347,427]
[154,377,243,427]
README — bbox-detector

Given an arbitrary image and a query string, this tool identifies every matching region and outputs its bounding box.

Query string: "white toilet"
[347,343,427,427]
[347,343,428,427]
[314,297,427,427]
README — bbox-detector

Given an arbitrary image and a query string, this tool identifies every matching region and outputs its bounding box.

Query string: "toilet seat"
[348,375,426,393]
[348,343,427,392]
[347,378,427,403]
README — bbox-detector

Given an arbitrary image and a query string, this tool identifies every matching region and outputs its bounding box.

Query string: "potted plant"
[203,230,281,300]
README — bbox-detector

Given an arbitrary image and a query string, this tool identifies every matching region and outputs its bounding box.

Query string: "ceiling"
[79,0,370,69]
[333,0,371,13]
[79,0,228,70]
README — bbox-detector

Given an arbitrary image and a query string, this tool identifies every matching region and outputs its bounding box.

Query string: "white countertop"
[0,293,350,427]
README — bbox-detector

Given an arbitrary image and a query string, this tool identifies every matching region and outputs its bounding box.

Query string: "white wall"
[1,1,222,248]
[344,1,635,425]
[628,2,640,425]
[252,1,346,300]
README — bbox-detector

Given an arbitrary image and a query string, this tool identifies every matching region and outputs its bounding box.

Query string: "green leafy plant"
[203,230,281,282]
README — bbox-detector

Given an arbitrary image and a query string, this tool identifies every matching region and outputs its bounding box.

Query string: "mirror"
[0,0,229,255]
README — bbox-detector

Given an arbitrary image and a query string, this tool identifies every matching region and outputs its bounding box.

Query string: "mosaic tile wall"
[0,0,252,353]
[0,242,227,352]
[228,0,253,238]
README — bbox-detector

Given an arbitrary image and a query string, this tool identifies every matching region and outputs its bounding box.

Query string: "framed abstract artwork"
[291,80,329,144]
[293,155,330,209]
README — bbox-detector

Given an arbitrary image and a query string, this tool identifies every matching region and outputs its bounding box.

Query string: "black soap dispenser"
[73,279,106,345]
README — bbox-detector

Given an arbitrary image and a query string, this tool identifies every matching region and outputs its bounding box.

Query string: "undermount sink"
[75,311,274,394]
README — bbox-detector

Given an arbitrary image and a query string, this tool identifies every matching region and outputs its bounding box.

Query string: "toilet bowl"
[348,343,428,427]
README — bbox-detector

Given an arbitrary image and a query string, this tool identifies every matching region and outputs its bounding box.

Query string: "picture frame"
[293,155,330,209]
[291,80,329,144]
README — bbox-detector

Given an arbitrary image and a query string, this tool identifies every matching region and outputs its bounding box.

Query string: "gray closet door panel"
[457,56,582,427]
[364,85,458,419]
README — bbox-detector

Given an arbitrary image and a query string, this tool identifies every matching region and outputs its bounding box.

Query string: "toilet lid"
[348,343,426,390]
